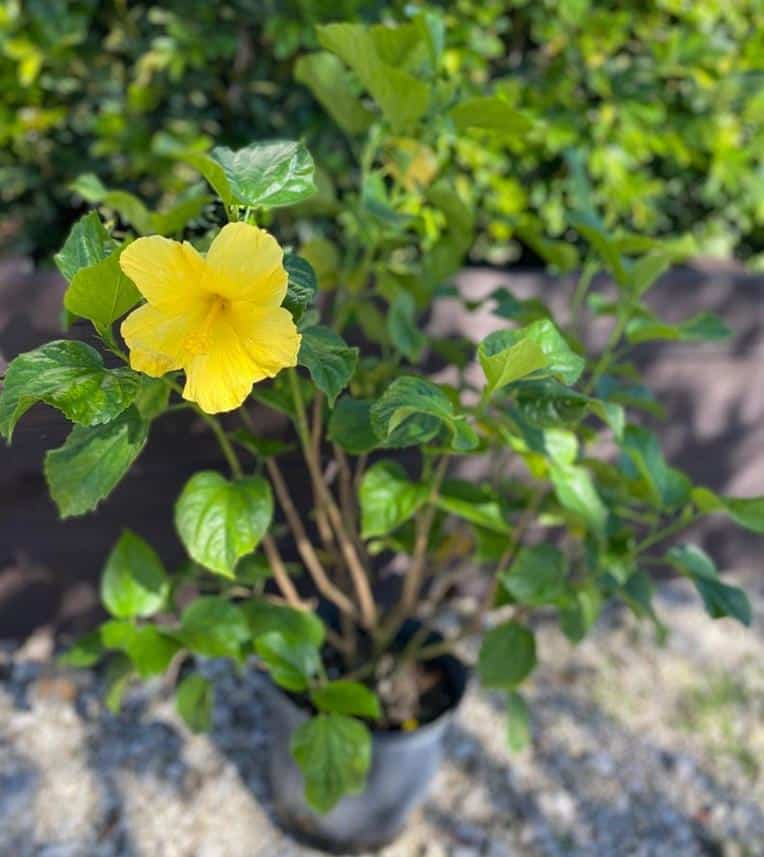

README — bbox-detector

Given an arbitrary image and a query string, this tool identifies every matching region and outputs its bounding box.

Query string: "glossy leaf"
[370,376,477,451]
[210,140,316,209]
[54,211,115,281]
[44,406,149,517]
[359,460,428,538]
[100,530,168,619]
[0,340,139,441]
[479,320,584,396]
[298,325,359,406]
[175,472,273,577]
[64,246,142,335]
[283,253,317,319]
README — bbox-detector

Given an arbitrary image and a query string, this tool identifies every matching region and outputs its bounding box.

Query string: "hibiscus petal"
[181,315,265,413]
[120,236,207,312]
[121,302,199,377]
[231,304,302,378]
[204,222,287,304]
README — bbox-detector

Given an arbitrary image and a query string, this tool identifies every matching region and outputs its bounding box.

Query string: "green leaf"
[283,254,317,320]
[572,213,629,287]
[134,376,170,420]
[479,320,584,396]
[626,312,731,344]
[298,325,359,406]
[317,23,429,132]
[622,426,691,508]
[478,622,537,689]
[558,584,603,643]
[177,150,234,206]
[54,211,115,281]
[44,406,149,517]
[387,292,426,362]
[104,653,133,714]
[549,461,608,537]
[175,472,273,578]
[150,185,211,235]
[667,544,752,627]
[255,631,320,692]
[64,245,142,335]
[176,673,213,734]
[101,620,179,678]
[311,681,381,719]
[359,460,429,538]
[506,690,531,752]
[209,140,316,209]
[692,489,764,534]
[242,601,325,647]
[290,713,372,813]
[70,175,153,233]
[0,340,140,441]
[370,376,477,451]
[100,530,168,619]
[500,545,567,606]
[450,96,531,135]
[179,596,250,659]
[58,630,104,668]
[630,251,673,296]
[435,479,509,533]
[327,397,380,454]
[294,52,374,135]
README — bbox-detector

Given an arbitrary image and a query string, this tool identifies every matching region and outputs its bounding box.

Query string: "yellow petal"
[121,302,200,377]
[204,222,287,304]
[231,303,302,377]
[120,236,207,312]
[180,313,262,413]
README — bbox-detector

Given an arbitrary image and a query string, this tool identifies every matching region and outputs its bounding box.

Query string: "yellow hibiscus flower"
[119,222,301,414]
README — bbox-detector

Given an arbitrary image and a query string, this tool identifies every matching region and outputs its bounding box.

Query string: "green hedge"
[2,0,763,263]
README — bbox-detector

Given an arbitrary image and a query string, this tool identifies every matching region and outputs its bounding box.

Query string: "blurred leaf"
[176,673,213,733]
[290,713,371,813]
[100,530,168,619]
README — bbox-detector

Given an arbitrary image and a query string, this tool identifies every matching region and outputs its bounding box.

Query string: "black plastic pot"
[265,648,469,854]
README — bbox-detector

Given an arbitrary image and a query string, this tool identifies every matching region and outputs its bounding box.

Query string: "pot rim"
[265,648,470,744]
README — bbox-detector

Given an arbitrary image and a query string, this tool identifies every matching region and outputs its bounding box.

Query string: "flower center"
[184,294,228,355]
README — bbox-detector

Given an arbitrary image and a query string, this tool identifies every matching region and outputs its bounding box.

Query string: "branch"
[288,370,377,629]
[265,457,358,620]
[261,534,304,609]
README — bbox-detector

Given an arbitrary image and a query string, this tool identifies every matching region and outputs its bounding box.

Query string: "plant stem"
[634,508,697,555]
[287,369,377,628]
[195,409,243,479]
[377,455,450,645]
[265,457,358,620]
[261,533,303,609]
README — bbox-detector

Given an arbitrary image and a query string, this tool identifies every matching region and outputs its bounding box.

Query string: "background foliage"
[2,0,764,263]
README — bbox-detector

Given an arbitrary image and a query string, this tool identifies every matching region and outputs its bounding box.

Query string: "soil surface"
[2,570,763,857]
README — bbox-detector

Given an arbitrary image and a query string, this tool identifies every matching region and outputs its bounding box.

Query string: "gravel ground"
[2,569,763,857]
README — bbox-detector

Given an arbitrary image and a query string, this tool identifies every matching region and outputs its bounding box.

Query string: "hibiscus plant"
[3,25,764,814]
